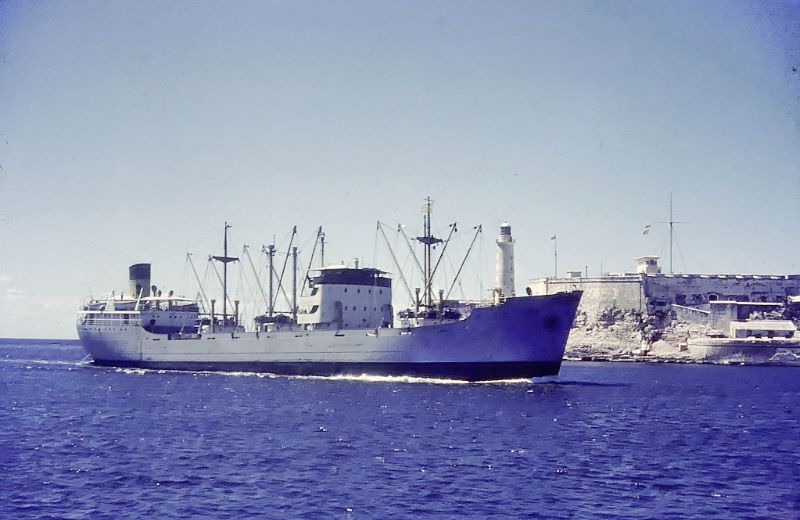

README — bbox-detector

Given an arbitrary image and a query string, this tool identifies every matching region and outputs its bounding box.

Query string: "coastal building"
[729,320,796,339]
[529,257,800,321]
[707,301,783,330]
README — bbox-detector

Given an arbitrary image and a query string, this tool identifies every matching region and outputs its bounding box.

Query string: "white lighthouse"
[495,222,515,302]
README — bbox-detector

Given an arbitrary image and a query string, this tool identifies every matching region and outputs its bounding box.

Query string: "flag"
[550,235,556,240]
[642,225,651,235]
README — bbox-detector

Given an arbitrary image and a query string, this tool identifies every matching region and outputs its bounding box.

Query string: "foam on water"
[113,367,150,375]
[91,362,532,385]
[0,358,81,367]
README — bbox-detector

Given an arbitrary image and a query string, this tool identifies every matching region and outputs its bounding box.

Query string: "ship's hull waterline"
[78,292,581,381]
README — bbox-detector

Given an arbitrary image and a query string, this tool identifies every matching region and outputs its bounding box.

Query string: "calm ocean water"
[1,339,798,519]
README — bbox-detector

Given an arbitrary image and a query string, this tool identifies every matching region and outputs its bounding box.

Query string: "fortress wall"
[643,275,800,310]
[672,304,710,324]
[529,277,644,318]
[530,274,800,323]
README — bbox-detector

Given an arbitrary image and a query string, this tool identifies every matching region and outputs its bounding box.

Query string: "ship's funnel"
[129,263,151,298]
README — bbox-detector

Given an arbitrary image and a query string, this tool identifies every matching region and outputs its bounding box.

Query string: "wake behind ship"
[78,207,581,381]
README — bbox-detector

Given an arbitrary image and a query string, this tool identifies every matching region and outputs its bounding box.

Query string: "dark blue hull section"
[93,360,562,381]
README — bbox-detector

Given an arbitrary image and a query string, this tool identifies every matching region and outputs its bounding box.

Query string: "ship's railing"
[77,311,142,326]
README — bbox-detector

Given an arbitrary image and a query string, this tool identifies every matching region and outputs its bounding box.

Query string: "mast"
[212,222,239,326]
[223,223,230,322]
[416,197,443,308]
[264,244,276,318]
[207,256,232,309]
[425,201,430,306]
[380,201,480,308]
[424,222,456,301]
[320,231,325,268]
[292,246,298,322]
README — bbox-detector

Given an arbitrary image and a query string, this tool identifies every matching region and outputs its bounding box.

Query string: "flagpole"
[552,235,558,278]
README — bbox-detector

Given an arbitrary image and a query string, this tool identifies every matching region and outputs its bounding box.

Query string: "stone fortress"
[528,257,800,360]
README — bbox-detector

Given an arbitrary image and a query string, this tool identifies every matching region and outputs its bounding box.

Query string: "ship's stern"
[77,324,143,364]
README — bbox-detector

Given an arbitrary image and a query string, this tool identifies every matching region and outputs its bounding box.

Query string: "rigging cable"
[445,225,482,302]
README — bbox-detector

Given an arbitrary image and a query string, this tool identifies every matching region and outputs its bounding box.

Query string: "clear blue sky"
[1,0,799,338]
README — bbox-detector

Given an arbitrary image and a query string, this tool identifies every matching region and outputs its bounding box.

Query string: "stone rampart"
[643,274,800,311]
[529,276,644,318]
[530,266,800,362]
[530,273,800,323]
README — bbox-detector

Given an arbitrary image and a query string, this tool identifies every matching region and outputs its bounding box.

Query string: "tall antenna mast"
[657,193,684,274]
[669,193,674,274]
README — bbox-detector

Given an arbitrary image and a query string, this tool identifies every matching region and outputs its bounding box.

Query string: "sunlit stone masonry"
[529,257,800,360]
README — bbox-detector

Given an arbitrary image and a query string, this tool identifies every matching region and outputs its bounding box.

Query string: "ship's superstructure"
[77,204,582,381]
[295,266,393,330]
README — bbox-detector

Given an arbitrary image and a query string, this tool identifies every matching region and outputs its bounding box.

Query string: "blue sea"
[1,339,798,519]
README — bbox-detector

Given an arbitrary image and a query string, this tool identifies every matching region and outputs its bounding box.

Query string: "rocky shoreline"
[563,307,800,366]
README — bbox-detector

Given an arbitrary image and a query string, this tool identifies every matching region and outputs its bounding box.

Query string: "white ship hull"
[78,293,581,380]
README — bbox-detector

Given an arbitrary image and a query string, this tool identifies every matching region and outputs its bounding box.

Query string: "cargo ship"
[78,204,581,381]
